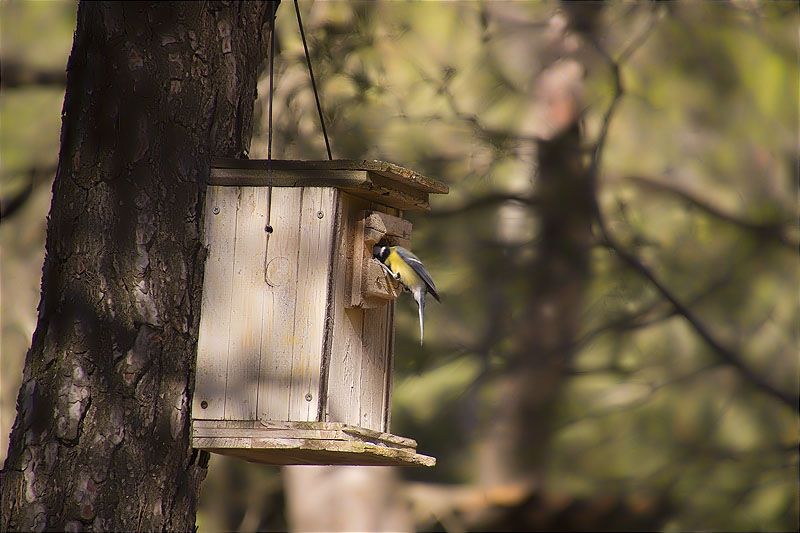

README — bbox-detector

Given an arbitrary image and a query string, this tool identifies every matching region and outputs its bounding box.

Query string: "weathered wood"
[361,260,403,306]
[194,186,238,419]
[259,188,303,421]
[324,194,399,432]
[351,210,410,308]
[211,157,449,194]
[192,420,417,447]
[383,302,396,432]
[360,303,391,430]
[289,187,337,421]
[192,420,435,467]
[210,168,370,188]
[191,180,437,465]
[225,187,269,419]
[210,166,434,210]
[327,193,366,426]
[364,210,413,247]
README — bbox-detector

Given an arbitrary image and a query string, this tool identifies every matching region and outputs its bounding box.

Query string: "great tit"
[373,245,440,345]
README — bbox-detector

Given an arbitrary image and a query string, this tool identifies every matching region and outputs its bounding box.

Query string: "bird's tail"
[418,293,426,346]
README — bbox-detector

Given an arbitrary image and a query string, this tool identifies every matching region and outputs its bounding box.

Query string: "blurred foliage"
[2,1,797,531]
[0,0,76,465]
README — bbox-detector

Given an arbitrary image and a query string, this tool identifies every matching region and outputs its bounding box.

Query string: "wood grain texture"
[288,187,337,421]
[210,168,370,188]
[326,193,399,432]
[194,186,238,419]
[258,188,303,421]
[360,303,391,430]
[195,188,399,435]
[211,157,449,194]
[350,210,410,308]
[225,187,269,419]
[192,420,434,467]
[209,166,437,210]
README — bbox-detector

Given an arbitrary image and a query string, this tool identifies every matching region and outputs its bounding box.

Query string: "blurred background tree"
[2,1,797,531]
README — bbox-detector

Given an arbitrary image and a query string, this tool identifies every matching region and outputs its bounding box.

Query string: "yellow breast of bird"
[387,254,421,288]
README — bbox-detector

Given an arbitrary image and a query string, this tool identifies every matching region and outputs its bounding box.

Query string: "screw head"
[305,393,313,402]
[212,206,220,215]
[200,400,208,409]
[316,211,324,219]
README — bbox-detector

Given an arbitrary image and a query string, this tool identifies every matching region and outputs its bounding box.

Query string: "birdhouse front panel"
[193,184,337,423]
[191,159,448,466]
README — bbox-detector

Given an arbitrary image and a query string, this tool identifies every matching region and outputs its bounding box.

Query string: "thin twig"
[626,175,795,249]
[601,234,798,412]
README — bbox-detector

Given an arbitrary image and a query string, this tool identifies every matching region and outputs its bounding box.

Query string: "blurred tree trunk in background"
[478,124,593,487]
[477,11,594,491]
[0,1,276,530]
[284,466,413,532]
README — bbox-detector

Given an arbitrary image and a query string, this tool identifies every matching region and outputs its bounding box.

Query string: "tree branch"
[427,192,536,218]
[1,59,66,89]
[600,234,798,412]
[626,175,796,249]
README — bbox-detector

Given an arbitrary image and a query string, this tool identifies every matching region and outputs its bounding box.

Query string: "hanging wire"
[267,1,277,185]
[264,0,277,283]
[294,0,333,160]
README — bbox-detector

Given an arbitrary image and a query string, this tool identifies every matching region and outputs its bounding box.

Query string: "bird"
[373,244,440,345]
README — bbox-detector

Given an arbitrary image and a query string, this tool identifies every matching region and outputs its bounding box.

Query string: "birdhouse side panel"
[360,303,394,431]
[324,193,400,432]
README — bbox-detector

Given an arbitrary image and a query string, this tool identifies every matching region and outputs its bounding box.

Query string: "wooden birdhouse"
[191,158,448,467]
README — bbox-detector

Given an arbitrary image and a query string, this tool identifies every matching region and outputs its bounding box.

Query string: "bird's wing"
[395,247,440,302]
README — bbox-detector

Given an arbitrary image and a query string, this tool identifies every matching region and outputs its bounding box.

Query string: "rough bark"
[1,2,276,530]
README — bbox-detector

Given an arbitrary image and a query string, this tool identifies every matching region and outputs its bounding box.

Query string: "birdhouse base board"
[192,420,436,467]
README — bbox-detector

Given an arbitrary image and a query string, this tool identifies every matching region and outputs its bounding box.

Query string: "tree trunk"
[478,121,593,486]
[1,2,277,530]
[478,32,593,487]
[284,466,413,533]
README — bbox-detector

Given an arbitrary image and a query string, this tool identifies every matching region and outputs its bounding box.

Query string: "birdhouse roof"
[210,157,448,210]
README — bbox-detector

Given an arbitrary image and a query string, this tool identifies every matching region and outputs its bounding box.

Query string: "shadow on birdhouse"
[191,158,448,466]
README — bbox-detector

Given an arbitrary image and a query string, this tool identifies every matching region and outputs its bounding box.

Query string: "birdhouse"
[191,158,448,467]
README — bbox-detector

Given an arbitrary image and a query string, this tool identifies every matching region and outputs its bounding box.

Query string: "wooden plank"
[365,210,413,244]
[326,193,366,426]
[196,443,436,467]
[191,418,437,467]
[193,186,238,420]
[211,157,449,194]
[349,208,368,308]
[362,260,403,306]
[352,210,407,308]
[258,188,303,421]
[288,187,337,421]
[315,189,340,424]
[339,185,429,211]
[383,301,396,433]
[326,193,398,430]
[210,168,430,211]
[360,302,391,431]
[192,420,418,447]
[383,205,402,432]
[224,187,269,420]
[210,168,370,189]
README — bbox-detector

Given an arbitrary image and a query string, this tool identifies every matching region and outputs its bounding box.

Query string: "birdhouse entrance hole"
[191,158,447,467]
